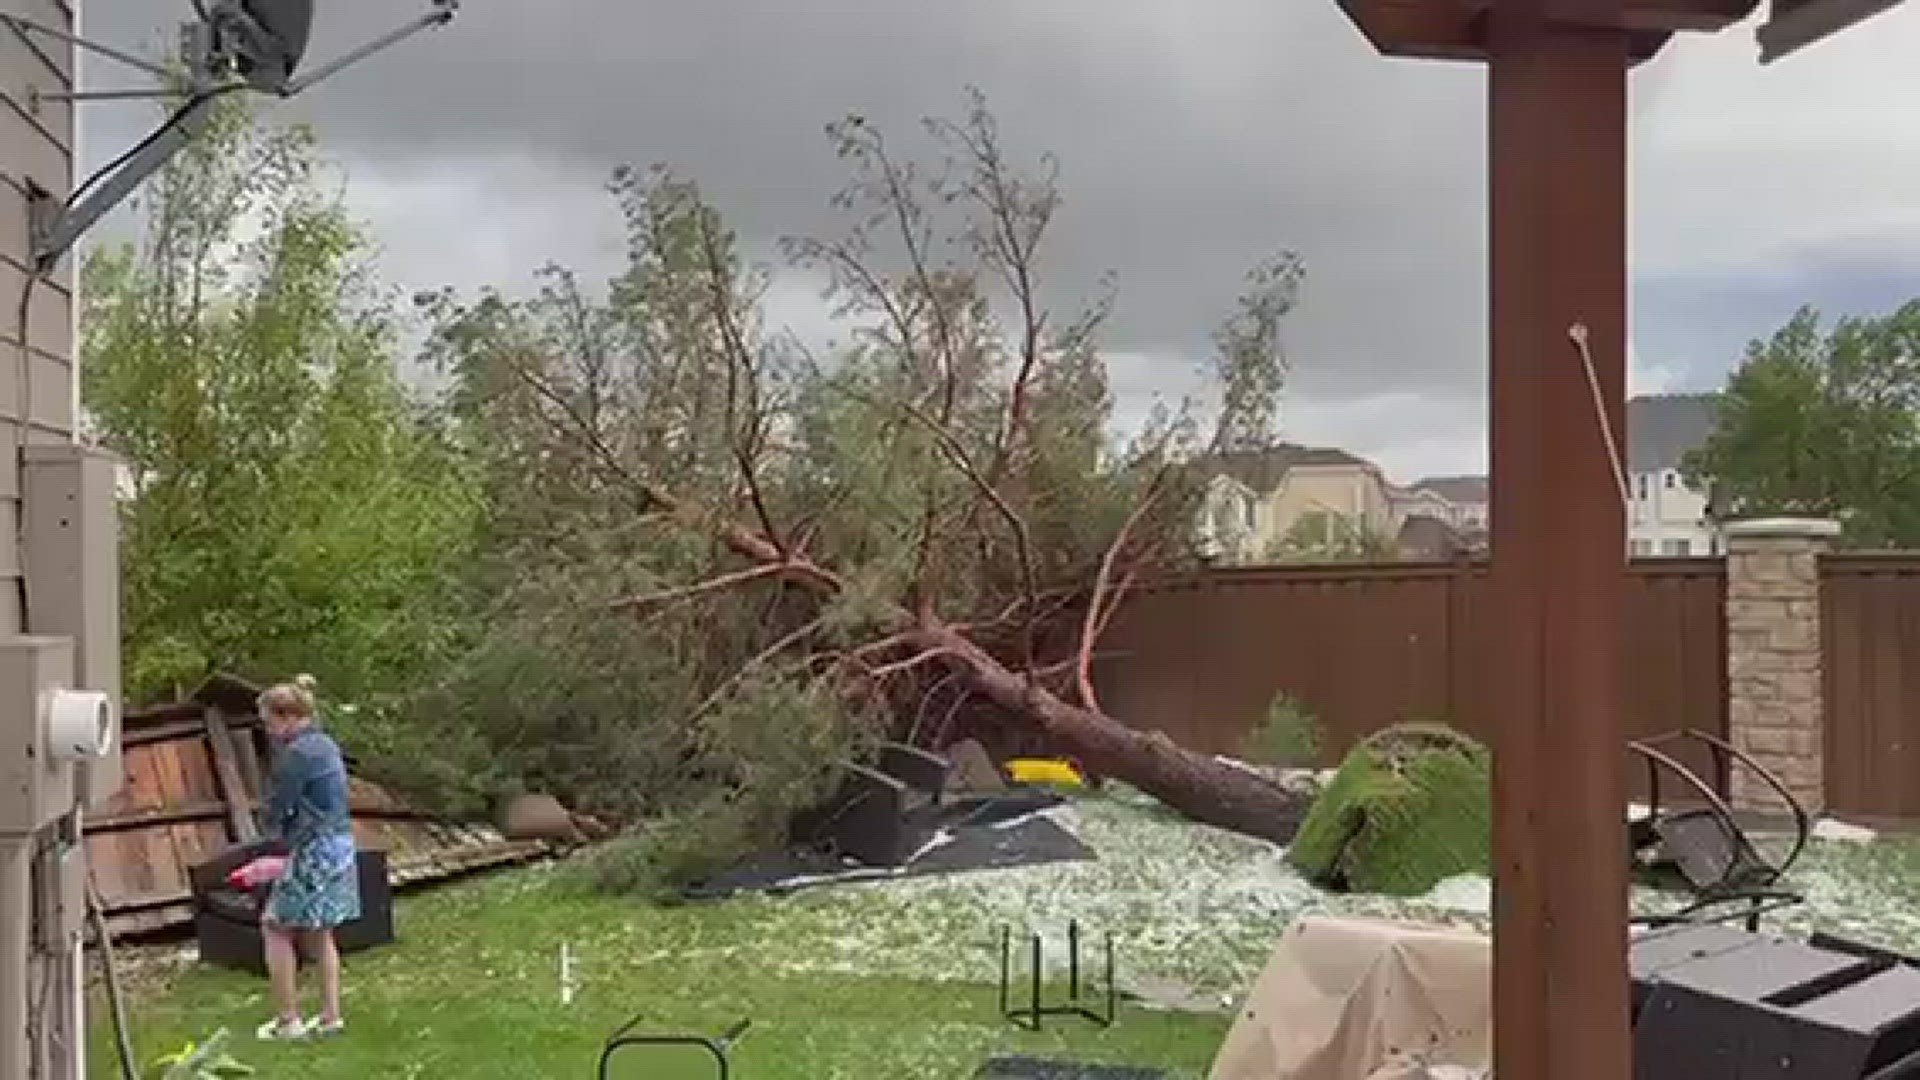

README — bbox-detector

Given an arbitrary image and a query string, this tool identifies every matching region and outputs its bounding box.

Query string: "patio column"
[1485,6,1632,1078]
[1724,517,1840,814]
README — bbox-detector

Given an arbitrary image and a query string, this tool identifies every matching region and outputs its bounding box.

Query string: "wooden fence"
[1823,554,1920,820]
[1089,558,1728,796]
[88,678,552,940]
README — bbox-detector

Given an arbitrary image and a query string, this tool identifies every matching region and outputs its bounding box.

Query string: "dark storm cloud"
[76,1,1920,478]
[1637,233,1920,387]
[81,0,1493,404]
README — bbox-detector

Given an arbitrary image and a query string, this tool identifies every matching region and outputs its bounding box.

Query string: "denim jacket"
[266,725,354,848]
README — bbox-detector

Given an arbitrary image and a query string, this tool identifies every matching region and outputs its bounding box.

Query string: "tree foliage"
[1210,253,1305,454]
[86,91,1312,877]
[403,91,1309,869]
[1684,302,1920,547]
[1269,509,1400,563]
[82,98,479,705]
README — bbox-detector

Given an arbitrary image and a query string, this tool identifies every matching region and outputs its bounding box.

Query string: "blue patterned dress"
[264,725,361,930]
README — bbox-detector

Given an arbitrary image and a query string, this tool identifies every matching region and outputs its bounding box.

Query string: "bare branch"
[607,563,790,613]
[1077,471,1169,711]
[681,615,830,726]
[842,385,1043,666]
[870,647,965,680]
[690,201,787,553]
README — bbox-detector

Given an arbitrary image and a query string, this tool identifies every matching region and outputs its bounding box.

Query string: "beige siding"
[0,0,76,637]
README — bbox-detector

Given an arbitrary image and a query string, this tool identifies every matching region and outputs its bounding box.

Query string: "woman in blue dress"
[255,674,360,1041]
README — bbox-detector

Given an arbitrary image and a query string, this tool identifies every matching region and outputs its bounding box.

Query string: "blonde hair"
[258,673,318,719]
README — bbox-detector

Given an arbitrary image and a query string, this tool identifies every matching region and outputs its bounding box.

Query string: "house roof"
[1396,513,1486,559]
[1628,393,1719,473]
[1196,443,1376,493]
[1411,475,1489,504]
[1396,513,1459,555]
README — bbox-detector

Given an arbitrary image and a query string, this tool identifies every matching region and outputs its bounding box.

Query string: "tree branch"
[1076,471,1168,711]
[607,563,791,613]
[692,204,786,553]
[870,647,966,680]
[868,390,1043,668]
[681,615,830,726]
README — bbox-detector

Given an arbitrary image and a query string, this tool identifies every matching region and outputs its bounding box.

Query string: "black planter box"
[190,845,395,976]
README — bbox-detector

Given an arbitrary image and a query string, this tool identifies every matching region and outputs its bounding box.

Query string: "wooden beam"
[1458,0,1759,29]
[1339,0,1676,60]
[86,802,232,834]
[86,798,440,836]
[1336,0,1489,60]
[1622,0,1759,31]
[204,708,260,843]
[1486,4,1632,1078]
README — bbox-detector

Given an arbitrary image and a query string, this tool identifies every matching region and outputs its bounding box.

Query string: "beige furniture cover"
[1208,916,1492,1080]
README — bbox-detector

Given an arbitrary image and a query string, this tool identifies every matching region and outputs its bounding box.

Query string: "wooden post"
[1486,3,1632,1076]
[204,708,261,843]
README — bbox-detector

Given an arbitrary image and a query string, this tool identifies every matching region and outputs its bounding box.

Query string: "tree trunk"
[915,625,1308,845]
[634,484,1309,846]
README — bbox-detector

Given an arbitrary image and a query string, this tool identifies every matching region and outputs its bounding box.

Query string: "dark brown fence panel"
[1090,564,1464,756]
[1822,554,1920,819]
[1092,559,1726,796]
[1621,560,1730,796]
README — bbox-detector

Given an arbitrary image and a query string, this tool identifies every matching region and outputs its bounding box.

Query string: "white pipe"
[67,929,83,1080]
[69,809,84,1080]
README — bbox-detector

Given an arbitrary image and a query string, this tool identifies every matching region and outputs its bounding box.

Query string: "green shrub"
[552,669,876,899]
[1287,722,1491,896]
[1240,692,1323,767]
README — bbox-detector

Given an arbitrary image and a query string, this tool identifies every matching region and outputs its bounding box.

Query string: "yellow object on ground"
[1004,757,1085,786]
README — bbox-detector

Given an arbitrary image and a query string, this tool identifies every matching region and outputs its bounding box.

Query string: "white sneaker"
[309,1018,345,1039]
[256,1017,310,1042]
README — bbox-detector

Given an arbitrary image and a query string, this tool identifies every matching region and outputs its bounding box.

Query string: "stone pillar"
[1724,517,1840,813]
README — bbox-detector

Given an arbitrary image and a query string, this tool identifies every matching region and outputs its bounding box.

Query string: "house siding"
[0,0,77,639]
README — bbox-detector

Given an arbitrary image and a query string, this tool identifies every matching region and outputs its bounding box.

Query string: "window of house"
[1662,538,1690,557]
[1637,474,1648,500]
[1664,471,1677,489]
[1630,538,1652,556]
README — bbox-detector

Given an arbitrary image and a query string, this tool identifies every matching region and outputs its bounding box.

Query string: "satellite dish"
[0,0,460,269]
[211,0,317,94]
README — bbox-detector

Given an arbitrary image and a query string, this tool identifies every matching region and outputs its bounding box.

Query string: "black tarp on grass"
[682,790,1093,900]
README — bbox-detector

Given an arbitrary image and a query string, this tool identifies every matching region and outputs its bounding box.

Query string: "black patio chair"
[598,1017,750,1080]
[1626,728,1810,904]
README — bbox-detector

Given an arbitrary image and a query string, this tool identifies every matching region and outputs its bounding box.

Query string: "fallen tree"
[420,90,1311,848]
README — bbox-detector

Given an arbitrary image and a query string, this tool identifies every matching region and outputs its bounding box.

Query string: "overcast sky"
[77,0,1920,482]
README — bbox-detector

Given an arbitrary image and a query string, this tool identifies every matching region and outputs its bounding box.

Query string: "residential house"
[1628,393,1720,557]
[1374,475,1489,562]
[1402,475,1489,533]
[1193,393,1721,563]
[1193,444,1400,564]
[1395,513,1477,561]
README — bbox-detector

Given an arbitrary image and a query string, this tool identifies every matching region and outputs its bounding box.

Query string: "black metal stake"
[1030,933,1042,1029]
[1068,920,1080,999]
[997,921,1116,1031]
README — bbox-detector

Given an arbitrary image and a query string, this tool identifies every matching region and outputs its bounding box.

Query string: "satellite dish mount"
[0,0,459,271]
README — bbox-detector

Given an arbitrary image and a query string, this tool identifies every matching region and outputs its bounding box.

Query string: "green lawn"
[92,866,1230,1080]
[95,793,1920,1080]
